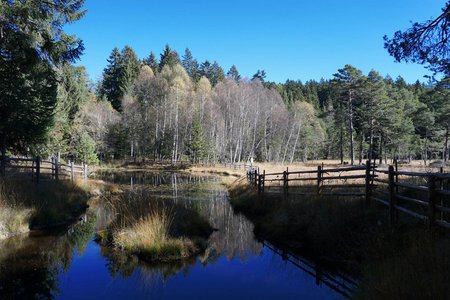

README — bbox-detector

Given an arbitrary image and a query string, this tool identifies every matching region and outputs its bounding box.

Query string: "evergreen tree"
[332,65,364,165]
[0,0,86,156]
[99,48,122,110]
[182,48,199,81]
[227,65,241,82]
[211,61,225,86]
[143,52,159,75]
[99,46,140,111]
[159,44,180,70]
[199,60,213,80]
[188,117,207,163]
[118,46,141,96]
[252,70,267,82]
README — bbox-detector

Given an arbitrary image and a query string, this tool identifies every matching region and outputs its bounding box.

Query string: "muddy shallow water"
[0,171,349,299]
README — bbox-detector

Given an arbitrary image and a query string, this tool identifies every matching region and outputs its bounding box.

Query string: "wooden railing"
[247,160,450,230]
[0,156,89,183]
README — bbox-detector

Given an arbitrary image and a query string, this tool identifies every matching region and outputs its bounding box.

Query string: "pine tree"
[199,60,213,80]
[332,65,364,165]
[211,61,225,86]
[99,48,122,110]
[143,52,159,75]
[227,65,241,82]
[182,48,199,81]
[118,46,141,96]
[0,0,86,156]
[99,46,140,111]
[252,70,267,82]
[159,44,180,70]
[189,117,207,163]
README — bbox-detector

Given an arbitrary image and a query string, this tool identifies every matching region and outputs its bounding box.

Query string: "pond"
[0,171,352,299]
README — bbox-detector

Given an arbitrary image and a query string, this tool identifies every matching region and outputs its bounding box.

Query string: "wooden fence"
[247,160,450,230]
[0,156,89,183]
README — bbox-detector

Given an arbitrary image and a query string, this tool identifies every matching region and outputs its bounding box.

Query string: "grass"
[97,188,212,262]
[0,178,94,239]
[0,181,32,239]
[228,177,450,299]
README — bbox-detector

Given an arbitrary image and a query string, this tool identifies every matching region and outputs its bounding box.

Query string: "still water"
[0,172,350,299]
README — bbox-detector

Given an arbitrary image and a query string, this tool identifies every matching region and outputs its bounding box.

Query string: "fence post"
[262,170,265,193]
[394,158,399,194]
[254,169,258,186]
[428,175,436,229]
[51,157,55,179]
[317,165,322,196]
[258,174,262,194]
[285,167,289,195]
[70,161,74,182]
[36,156,41,184]
[55,156,59,181]
[83,162,88,180]
[388,165,396,227]
[365,160,371,204]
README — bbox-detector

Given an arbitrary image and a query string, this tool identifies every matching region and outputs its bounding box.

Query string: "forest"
[1,1,449,167]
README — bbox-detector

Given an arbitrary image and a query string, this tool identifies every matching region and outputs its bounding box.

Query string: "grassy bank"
[228,177,450,299]
[97,188,213,262]
[0,179,97,239]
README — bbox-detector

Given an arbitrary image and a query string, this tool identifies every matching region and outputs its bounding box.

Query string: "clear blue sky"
[66,0,445,83]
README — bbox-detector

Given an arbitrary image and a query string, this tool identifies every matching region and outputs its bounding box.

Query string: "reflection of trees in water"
[100,244,198,290]
[95,172,262,286]
[0,214,96,299]
[168,181,263,263]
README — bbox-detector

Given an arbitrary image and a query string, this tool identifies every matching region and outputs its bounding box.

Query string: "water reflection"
[0,215,96,299]
[0,172,346,299]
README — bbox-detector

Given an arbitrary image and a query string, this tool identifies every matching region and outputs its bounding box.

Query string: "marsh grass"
[229,177,450,299]
[0,179,91,239]
[0,181,32,239]
[99,188,212,262]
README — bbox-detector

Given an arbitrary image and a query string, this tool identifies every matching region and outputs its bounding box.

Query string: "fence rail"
[247,160,450,230]
[0,156,89,183]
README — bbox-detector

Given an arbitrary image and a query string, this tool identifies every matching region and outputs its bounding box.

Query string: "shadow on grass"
[0,179,91,236]
[229,178,450,299]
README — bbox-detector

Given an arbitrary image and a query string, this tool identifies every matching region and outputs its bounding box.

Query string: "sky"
[66,0,445,84]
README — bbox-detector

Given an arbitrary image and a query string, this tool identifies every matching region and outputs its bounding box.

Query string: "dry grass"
[99,188,212,262]
[229,175,450,299]
[0,181,33,239]
[0,178,93,239]
[113,207,199,261]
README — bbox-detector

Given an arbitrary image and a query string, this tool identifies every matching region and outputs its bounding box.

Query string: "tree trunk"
[444,126,449,163]
[358,135,363,165]
[348,90,355,165]
[290,122,302,163]
[379,134,383,164]
[340,126,344,165]
[368,120,374,161]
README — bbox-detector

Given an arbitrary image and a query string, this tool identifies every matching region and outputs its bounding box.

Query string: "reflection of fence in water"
[263,241,358,299]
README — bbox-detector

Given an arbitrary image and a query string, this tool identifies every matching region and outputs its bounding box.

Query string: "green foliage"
[182,48,200,81]
[0,0,85,153]
[227,65,241,82]
[188,118,207,163]
[159,44,181,70]
[72,132,99,165]
[252,69,267,82]
[143,51,159,75]
[99,46,141,111]
[384,2,450,76]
